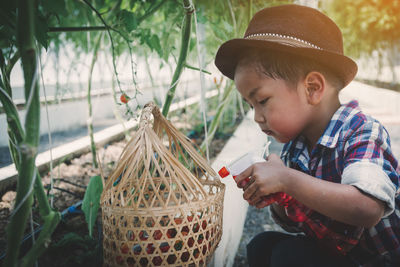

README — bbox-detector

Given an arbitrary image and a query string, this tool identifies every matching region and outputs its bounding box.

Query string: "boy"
[215,4,399,267]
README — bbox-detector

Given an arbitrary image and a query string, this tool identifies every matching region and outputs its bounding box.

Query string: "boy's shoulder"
[337,101,388,144]
[319,100,388,147]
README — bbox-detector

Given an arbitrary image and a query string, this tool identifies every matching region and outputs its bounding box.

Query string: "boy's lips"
[262,129,273,135]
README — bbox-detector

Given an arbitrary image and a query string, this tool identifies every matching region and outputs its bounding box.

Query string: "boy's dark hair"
[235,49,345,90]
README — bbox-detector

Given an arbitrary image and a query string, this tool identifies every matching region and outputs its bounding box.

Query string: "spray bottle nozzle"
[218,167,230,178]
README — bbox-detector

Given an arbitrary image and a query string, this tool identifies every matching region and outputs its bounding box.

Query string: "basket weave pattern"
[101,102,225,266]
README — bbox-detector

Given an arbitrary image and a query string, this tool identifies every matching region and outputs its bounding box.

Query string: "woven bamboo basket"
[101,102,225,266]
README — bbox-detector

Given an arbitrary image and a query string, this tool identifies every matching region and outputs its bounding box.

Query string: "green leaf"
[119,9,138,32]
[82,175,103,237]
[149,34,162,57]
[34,14,49,50]
[41,0,67,16]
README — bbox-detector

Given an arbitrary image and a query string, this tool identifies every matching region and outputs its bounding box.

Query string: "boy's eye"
[258,98,269,105]
[242,98,253,109]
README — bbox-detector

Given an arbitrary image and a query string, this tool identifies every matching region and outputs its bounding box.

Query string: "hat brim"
[215,38,357,88]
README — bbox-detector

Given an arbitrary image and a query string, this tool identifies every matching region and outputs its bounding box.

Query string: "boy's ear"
[304,71,325,105]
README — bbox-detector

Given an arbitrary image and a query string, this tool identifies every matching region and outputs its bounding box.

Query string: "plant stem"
[1,74,61,267]
[81,0,123,93]
[87,33,102,168]
[6,51,20,82]
[184,63,211,74]
[4,0,40,266]
[138,0,168,24]
[162,0,193,117]
[48,26,107,32]
[20,209,60,267]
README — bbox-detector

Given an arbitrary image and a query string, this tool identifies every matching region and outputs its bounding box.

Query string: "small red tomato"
[202,245,207,254]
[187,215,193,222]
[181,226,189,236]
[198,234,204,244]
[193,248,200,258]
[139,230,149,240]
[174,217,183,225]
[167,255,177,264]
[152,256,163,266]
[146,243,155,254]
[181,252,190,262]
[160,242,170,253]
[120,243,129,254]
[153,230,162,240]
[187,237,194,247]
[174,240,183,251]
[202,220,207,230]
[116,256,124,265]
[192,223,200,233]
[166,228,177,238]
[120,93,130,103]
[133,244,142,255]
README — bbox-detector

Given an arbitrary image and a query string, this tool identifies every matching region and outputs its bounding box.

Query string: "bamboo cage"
[101,102,225,266]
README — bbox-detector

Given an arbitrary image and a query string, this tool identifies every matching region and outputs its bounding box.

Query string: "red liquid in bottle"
[218,153,287,207]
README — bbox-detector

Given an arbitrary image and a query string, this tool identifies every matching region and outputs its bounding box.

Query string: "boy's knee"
[247,231,287,253]
[247,231,292,267]
[270,238,309,267]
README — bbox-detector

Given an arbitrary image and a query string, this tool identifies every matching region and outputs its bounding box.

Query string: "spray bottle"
[218,143,307,221]
[218,143,288,207]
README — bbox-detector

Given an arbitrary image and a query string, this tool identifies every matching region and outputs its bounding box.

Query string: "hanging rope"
[37,44,55,208]
[193,3,210,162]
[29,211,38,267]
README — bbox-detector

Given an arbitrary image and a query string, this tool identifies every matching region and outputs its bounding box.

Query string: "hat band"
[245,33,322,50]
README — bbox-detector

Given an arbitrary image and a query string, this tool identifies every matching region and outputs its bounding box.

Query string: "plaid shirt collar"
[317,100,362,148]
[281,100,362,172]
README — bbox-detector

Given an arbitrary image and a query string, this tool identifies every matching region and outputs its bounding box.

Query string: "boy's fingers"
[255,197,274,209]
[243,182,258,201]
[248,187,261,204]
[235,165,254,188]
[256,201,269,209]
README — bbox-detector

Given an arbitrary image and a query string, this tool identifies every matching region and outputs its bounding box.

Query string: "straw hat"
[215,4,357,87]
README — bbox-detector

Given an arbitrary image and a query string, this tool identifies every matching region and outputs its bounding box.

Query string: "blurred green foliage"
[325,0,400,59]
[0,0,297,82]
[1,0,398,82]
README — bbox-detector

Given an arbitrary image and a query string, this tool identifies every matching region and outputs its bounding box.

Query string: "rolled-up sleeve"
[343,120,399,217]
[342,161,396,217]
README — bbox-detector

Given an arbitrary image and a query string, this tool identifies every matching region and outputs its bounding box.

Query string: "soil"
[0,112,242,266]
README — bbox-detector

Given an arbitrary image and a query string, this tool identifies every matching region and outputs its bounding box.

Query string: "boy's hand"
[235,154,288,207]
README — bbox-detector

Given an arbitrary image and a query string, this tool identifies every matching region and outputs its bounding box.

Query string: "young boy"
[215,4,399,267]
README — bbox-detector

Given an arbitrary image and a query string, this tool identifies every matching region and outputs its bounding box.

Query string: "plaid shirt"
[276,100,400,266]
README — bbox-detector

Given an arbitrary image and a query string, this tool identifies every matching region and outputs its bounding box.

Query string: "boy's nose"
[253,108,265,123]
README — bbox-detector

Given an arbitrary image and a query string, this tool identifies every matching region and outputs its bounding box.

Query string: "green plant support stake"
[161,0,194,117]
